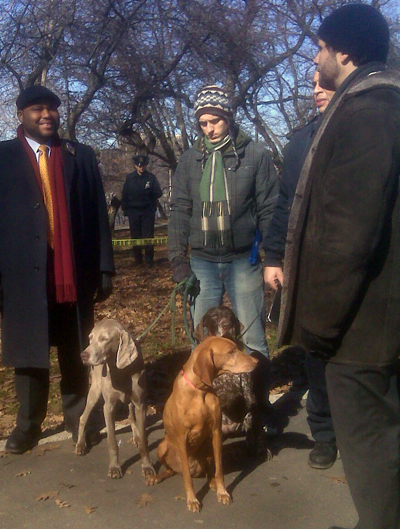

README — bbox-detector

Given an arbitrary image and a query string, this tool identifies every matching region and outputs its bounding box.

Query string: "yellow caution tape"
[112,237,168,247]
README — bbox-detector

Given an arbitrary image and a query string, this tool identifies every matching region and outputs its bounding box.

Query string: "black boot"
[308,439,338,469]
[6,368,49,454]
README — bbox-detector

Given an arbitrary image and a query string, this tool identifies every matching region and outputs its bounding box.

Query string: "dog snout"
[235,351,258,373]
[219,323,234,338]
[81,349,91,364]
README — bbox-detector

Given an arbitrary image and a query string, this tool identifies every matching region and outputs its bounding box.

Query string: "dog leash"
[237,308,263,341]
[135,276,197,346]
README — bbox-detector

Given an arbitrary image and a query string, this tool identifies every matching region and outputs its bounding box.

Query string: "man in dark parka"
[0,86,115,454]
[278,5,400,529]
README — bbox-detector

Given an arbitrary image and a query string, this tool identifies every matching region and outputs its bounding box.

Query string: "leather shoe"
[308,440,337,469]
[5,426,40,454]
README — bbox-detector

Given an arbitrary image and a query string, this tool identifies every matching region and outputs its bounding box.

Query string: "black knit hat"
[16,85,61,110]
[194,85,233,121]
[318,4,390,65]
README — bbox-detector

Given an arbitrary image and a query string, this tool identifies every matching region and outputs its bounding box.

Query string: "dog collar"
[181,369,199,390]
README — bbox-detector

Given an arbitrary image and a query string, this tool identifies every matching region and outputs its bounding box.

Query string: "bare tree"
[0,0,399,168]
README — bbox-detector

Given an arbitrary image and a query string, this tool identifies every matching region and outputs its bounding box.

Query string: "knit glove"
[171,257,193,284]
[94,273,113,303]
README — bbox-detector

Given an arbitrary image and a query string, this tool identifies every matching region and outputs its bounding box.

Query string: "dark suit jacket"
[0,137,115,368]
[263,115,321,266]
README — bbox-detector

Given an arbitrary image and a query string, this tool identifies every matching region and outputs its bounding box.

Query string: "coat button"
[34,266,40,272]
[34,202,40,209]
[34,235,40,241]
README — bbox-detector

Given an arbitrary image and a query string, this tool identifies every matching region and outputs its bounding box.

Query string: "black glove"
[171,257,193,283]
[94,273,113,303]
[301,328,340,360]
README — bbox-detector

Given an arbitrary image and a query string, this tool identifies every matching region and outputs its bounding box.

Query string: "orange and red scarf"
[17,125,77,303]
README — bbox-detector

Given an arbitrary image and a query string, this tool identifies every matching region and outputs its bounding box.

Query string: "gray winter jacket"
[168,131,279,263]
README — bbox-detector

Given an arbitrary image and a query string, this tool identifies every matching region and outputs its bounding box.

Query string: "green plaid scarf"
[199,135,233,248]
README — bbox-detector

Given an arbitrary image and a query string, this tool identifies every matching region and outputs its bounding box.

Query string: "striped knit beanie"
[194,85,233,121]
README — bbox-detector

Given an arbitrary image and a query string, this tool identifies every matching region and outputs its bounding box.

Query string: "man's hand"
[171,257,193,283]
[264,266,283,290]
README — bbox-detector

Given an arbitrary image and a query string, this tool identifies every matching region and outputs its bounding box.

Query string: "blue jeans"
[190,256,269,358]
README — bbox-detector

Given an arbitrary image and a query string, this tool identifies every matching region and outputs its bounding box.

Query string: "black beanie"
[318,4,390,65]
[16,85,61,110]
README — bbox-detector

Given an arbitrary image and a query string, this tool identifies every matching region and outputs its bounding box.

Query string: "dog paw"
[75,443,88,456]
[187,498,201,512]
[217,490,232,506]
[142,463,155,478]
[108,466,122,479]
[146,473,160,486]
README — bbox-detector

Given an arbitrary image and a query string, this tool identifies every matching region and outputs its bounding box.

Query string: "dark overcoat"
[278,67,400,367]
[121,170,162,212]
[0,138,115,369]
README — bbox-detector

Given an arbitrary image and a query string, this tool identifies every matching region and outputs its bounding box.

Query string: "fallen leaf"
[174,495,186,501]
[36,491,59,501]
[15,470,31,477]
[85,505,97,514]
[55,499,70,508]
[35,444,61,456]
[137,493,155,508]
[59,482,75,489]
[125,469,132,475]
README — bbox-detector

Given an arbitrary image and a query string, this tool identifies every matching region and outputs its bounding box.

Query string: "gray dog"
[75,319,155,479]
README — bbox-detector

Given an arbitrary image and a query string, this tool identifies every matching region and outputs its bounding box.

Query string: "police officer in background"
[121,154,162,267]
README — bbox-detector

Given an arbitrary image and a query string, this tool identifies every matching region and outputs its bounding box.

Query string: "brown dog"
[146,336,258,512]
[75,319,155,480]
[194,306,256,436]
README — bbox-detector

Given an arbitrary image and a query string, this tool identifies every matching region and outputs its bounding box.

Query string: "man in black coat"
[121,154,162,267]
[0,85,115,454]
[278,5,400,529]
[263,72,337,470]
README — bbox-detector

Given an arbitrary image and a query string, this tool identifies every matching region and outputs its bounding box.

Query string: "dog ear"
[116,330,139,369]
[193,316,206,343]
[235,318,244,340]
[193,346,215,386]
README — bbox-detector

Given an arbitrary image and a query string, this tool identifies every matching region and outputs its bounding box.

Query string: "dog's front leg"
[177,437,201,512]
[211,416,232,506]
[129,401,155,478]
[103,400,122,479]
[75,373,101,456]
